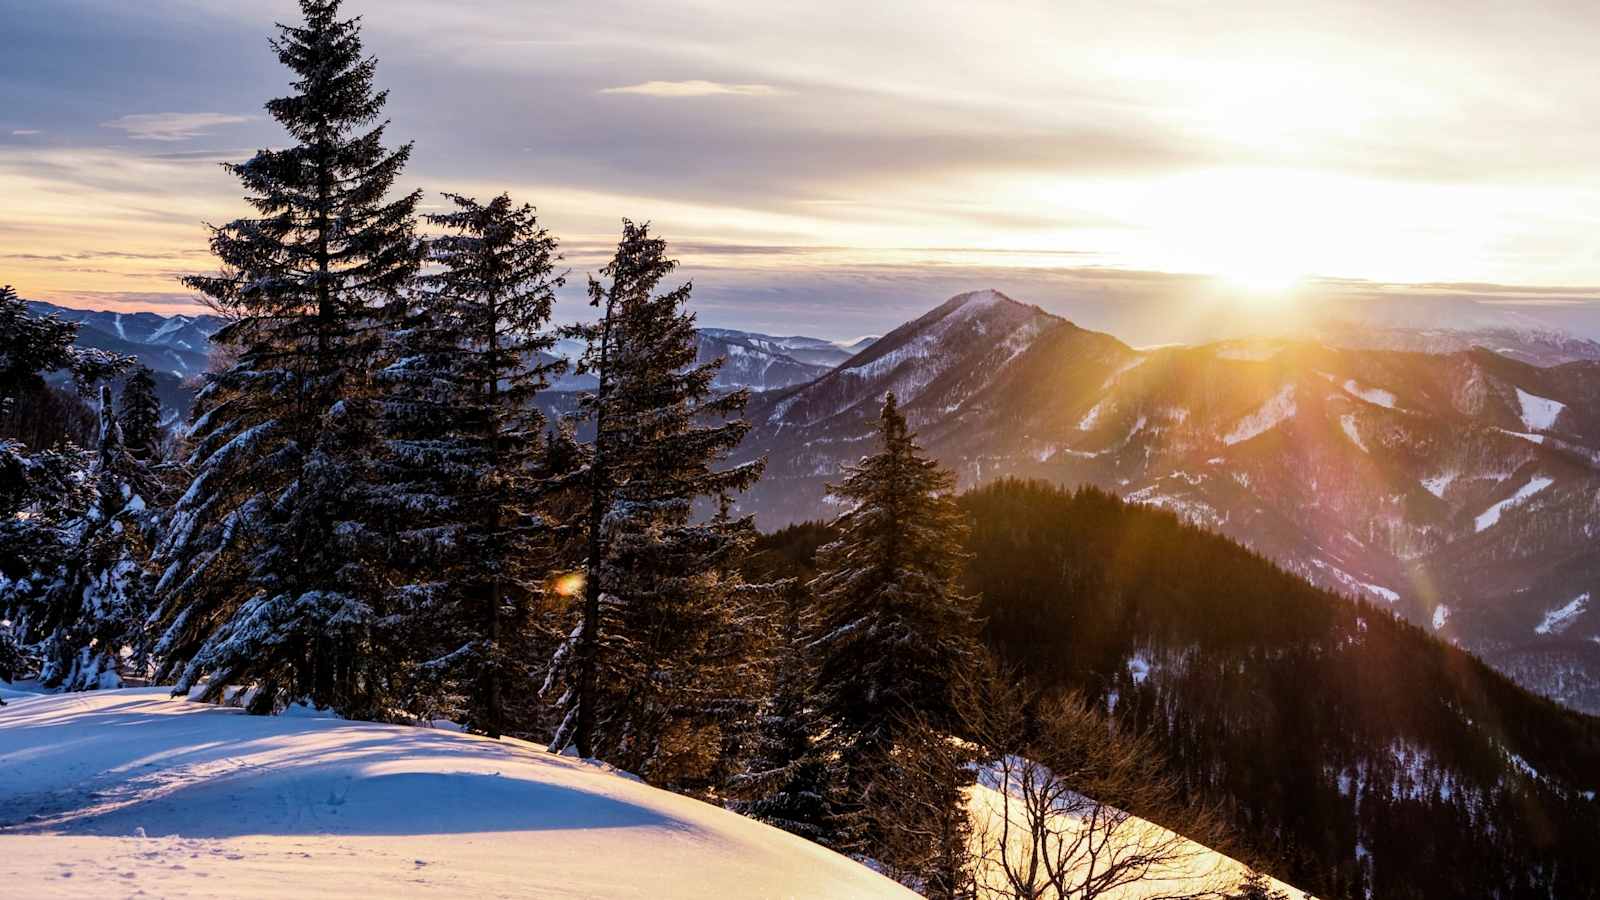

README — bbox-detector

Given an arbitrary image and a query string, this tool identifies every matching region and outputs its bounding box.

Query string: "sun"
[1220,264,1303,299]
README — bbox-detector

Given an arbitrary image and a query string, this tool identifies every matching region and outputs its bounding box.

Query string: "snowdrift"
[0,688,915,898]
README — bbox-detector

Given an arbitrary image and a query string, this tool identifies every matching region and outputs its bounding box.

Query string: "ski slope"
[0,688,914,899]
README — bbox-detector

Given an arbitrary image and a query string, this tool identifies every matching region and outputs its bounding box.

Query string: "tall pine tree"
[543,221,764,785]
[809,393,981,875]
[117,366,163,461]
[376,192,565,737]
[28,385,168,691]
[727,579,835,841]
[155,0,423,716]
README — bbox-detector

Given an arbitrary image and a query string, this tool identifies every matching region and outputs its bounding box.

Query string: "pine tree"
[809,393,981,866]
[155,0,423,716]
[0,284,129,436]
[0,285,77,418]
[376,192,564,737]
[117,366,163,460]
[728,579,835,841]
[543,220,763,783]
[0,620,25,690]
[1230,871,1290,900]
[28,385,167,691]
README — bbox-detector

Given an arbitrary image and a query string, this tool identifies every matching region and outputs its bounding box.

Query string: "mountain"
[27,302,858,418]
[747,482,1600,900]
[0,687,917,898]
[701,328,874,369]
[26,301,222,377]
[737,290,1600,714]
[695,329,838,390]
[1308,322,1600,366]
[26,300,224,421]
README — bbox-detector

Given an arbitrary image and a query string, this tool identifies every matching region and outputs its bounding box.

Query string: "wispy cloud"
[599,80,785,98]
[101,112,251,141]
[11,129,42,136]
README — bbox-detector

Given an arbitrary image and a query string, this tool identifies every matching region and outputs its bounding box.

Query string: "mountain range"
[27,300,874,414]
[733,290,1600,714]
[30,292,1600,712]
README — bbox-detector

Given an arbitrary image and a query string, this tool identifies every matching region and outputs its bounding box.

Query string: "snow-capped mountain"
[738,290,1600,714]
[27,301,223,377]
[546,330,839,393]
[701,328,874,369]
[31,302,855,412]
[695,329,837,390]
[26,300,225,420]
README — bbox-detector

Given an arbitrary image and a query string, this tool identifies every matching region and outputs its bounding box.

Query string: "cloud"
[101,112,252,142]
[11,129,42,136]
[599,80,785,98]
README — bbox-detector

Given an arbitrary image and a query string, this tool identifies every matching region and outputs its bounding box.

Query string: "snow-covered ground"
[968,768,1303,900]
[1,688,1292,898]
[0,688,914,899]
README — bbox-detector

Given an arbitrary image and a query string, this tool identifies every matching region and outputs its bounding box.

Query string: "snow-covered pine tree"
[154,0,423,716]
[117,366,163,461]
[0,619,24,699]
[376,192,565,738]
[28,385,168,691]
[808,392,981,863]
[544,221,764,784]
[0,284,129,435]
[728,579,835,842]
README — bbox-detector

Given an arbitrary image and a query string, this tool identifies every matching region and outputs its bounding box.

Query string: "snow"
[1433,604,1450,631]
[1340,414,1367,452]
[149,315,192,343]
[1514,388,1565,431]
[1342,380,1396,409]
[1127,653,1151,685]
[969,763,1299,899]
[1362,583,1400,603]
[1473,475,1554,532]
[1223,384,1296,445]
[0,689,914,899]
[1535,593,1589,636]
[1078,399,1109,431]
[1496,427,1546,445]
[1421,471,1456,499]
[113,312,126,340]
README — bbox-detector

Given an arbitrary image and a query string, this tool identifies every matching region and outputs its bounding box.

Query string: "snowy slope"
[0,689,915,899]
[967,774,1303,900]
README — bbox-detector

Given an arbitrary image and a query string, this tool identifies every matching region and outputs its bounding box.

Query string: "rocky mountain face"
[737,290,1600,713]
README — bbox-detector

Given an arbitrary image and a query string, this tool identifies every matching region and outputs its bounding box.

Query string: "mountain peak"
[945,288,1017,310]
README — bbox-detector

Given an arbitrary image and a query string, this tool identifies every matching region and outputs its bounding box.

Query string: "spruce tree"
[0,620,25,695]
[376,192,564,737]
[728,579,835,841]
[28,386,167,691]
[543,220,764,782]
[809,393,980,865]
[0,284,129,432]
[155,0,423,716]
[117,366,163,460]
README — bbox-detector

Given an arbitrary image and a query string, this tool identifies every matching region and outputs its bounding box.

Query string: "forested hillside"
[747,480,1600,900]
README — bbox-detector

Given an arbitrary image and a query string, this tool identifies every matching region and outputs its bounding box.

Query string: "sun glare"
[1219,265,1303,300]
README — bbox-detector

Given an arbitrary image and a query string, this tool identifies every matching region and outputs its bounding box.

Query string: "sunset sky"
[5,0,1600,341]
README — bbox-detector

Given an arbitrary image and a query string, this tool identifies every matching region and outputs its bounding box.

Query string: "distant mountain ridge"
[1308,321,1600,366]
[736,290,1600,714]
[24,300,875,416]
